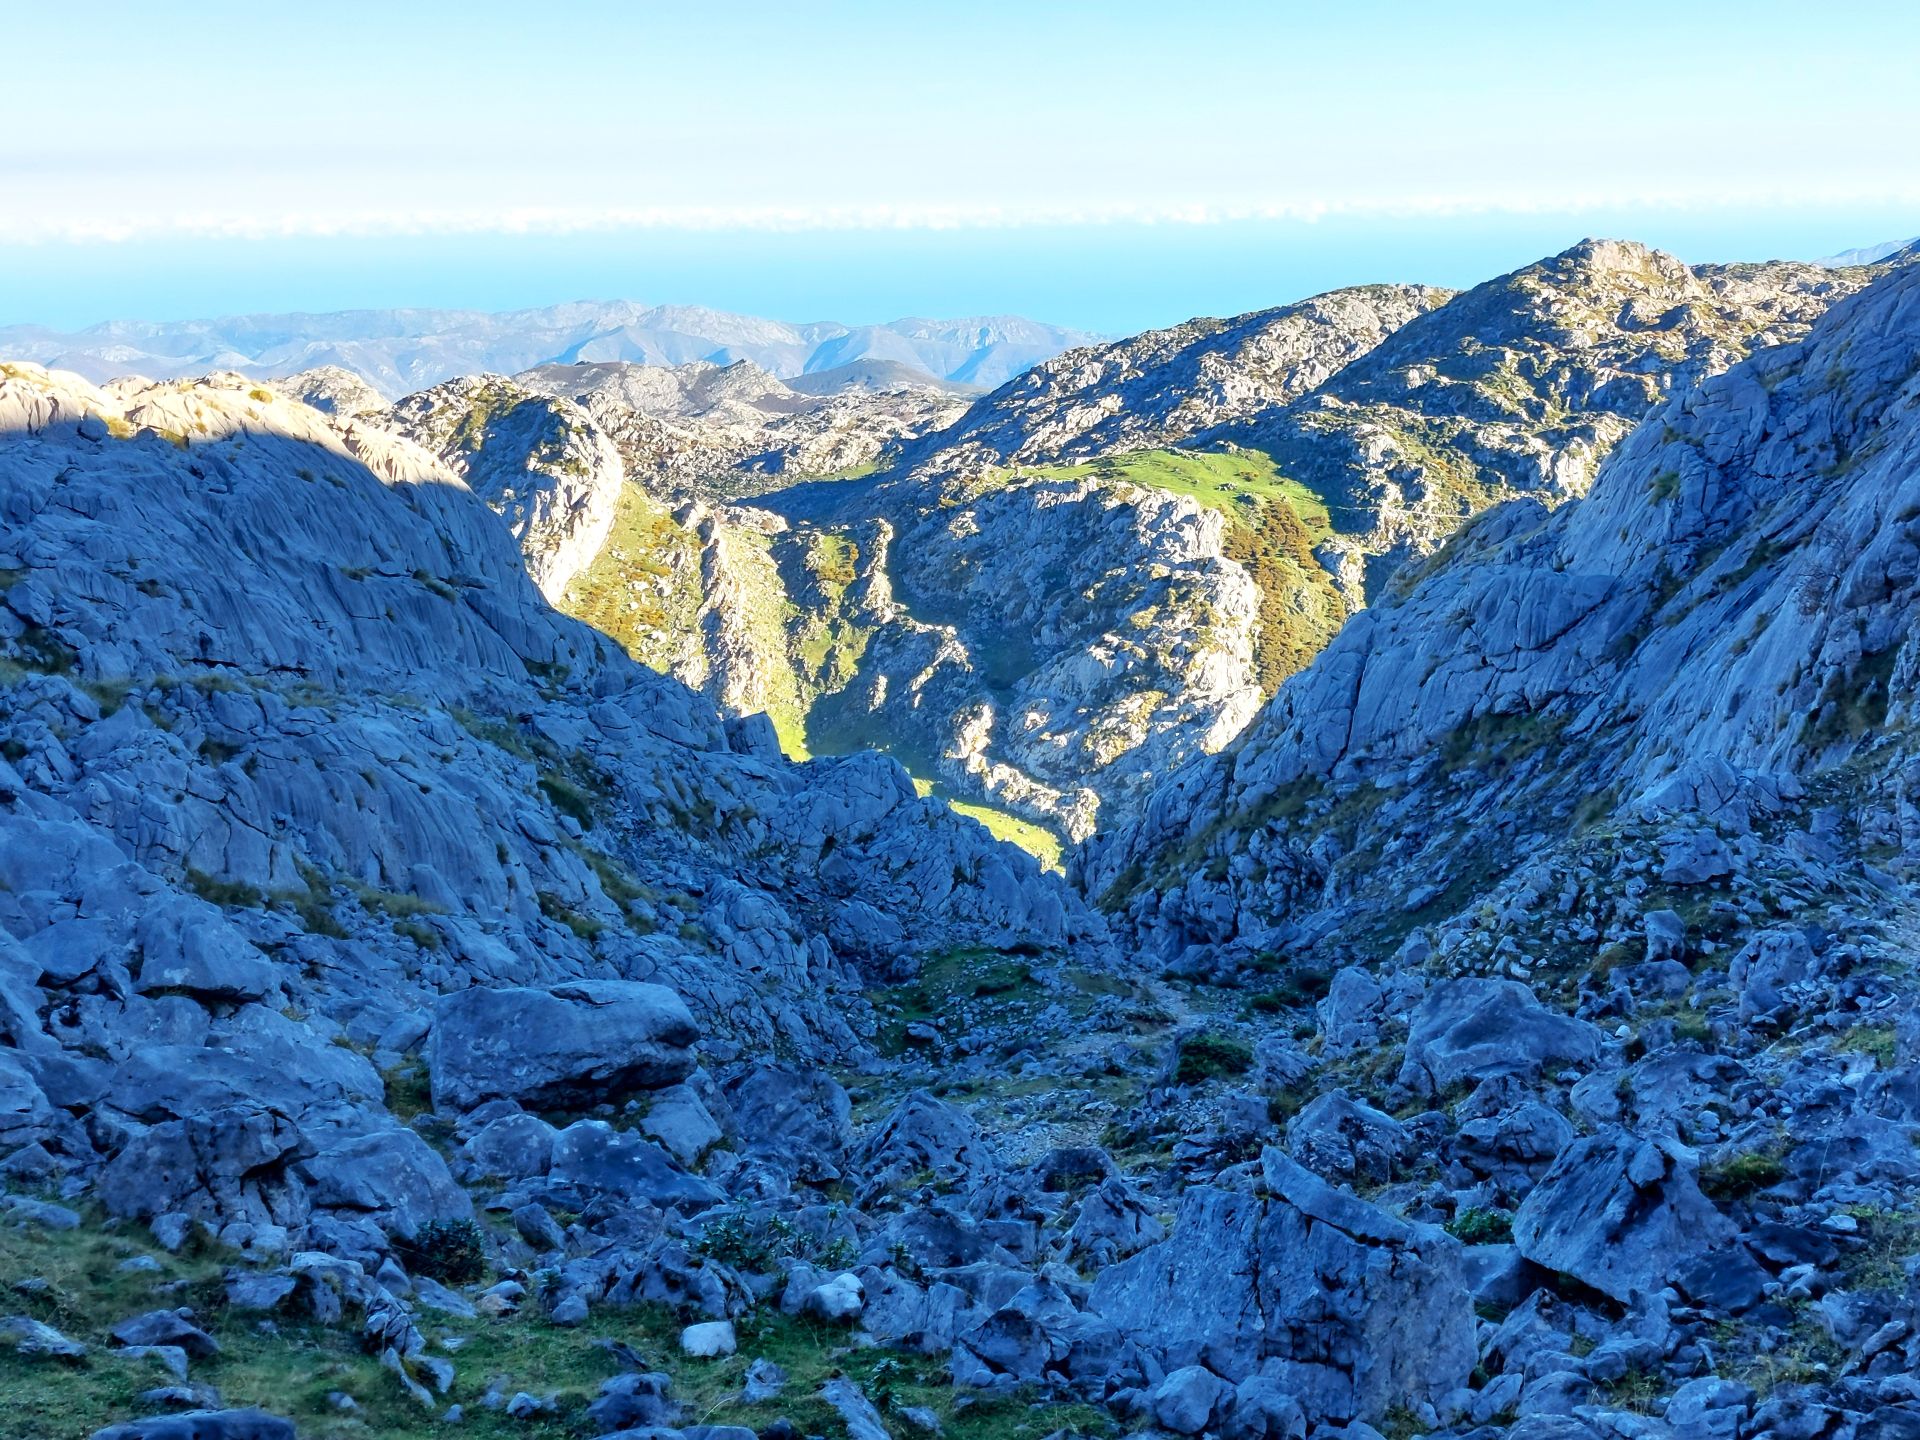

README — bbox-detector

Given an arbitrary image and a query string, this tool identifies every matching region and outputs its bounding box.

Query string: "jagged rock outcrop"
[272,365,389,422]
[1060,251,1920,1440]
[1239,240,1874,600]
[425,980,700,1111]
[895,284,1454,473]
[385,373,626,599]
[1512,1129,1737,1303]
[1083,256,1920,956]
[519,358,970,500]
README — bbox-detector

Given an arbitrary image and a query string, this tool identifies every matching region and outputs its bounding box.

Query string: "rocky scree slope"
[0,360,1480,1440]
[1059,257,1920,1431]
[0,360,1121,1427]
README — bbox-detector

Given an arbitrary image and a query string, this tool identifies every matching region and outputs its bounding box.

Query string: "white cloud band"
[3,186,1916,246]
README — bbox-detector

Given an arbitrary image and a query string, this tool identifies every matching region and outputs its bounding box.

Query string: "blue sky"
[6,0,1917,333]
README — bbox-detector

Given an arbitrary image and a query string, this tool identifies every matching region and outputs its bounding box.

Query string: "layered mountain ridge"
[223,241,1891,856]
[556,240,1877,847]
[0,303,1095,397]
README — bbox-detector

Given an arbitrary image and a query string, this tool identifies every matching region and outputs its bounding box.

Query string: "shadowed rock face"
[0,360,1100,1262]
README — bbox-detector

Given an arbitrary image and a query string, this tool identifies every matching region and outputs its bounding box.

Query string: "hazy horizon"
[5,210,1914,340]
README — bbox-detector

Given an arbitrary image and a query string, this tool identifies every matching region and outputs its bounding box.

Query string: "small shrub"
[538,891,604,940]
[186,867,264,908]
[1174,1031,1254,1085]
[1267,964,1332,1008]
[411,568,458,601]
[1700,1148,1787,1200]
[353,885,444,921]
[1449,1207,1514,1244]
[399,1218,486,1283]
[539,773,597,829]
[275,869,351,940]
[1838,1024,1897,1067]
[1266,1087,1307,1125]
[1673,1010,1712,1045]
[696,1211,796,1271]
[393,918,440,950]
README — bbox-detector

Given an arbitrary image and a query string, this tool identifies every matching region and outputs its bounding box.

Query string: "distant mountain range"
[1817,235,1919,267]
[0,301,1097,396]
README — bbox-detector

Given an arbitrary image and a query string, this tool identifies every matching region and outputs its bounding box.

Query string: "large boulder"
[426,980,698,1111]
[1512,1127,1737,1303]
[953,1275,1120,1387]
[854,1090,997,1196]
[1285,1092,1410,1184]
[1397,979,1600,1097]
[132,896,279,1005]
[1088,1149,1474,1425]
[720,1065,854,1180]
[296,1123,473,1237]
[546,1120,724,1211]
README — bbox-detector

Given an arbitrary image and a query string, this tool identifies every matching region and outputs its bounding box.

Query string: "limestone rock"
[1088,1150,1474,1424]
[1512,1128,1737,1303]
[1397,980,1602,1097]
[88,1411,296,1440]
[427,981,699,1112]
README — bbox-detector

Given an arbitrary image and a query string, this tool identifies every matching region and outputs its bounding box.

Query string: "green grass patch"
[184,867,265,909]
[902,775,1064,872]
[558,483,703,675]
[351,884,446,922]
[944,796,1064,872]
[538,772,598,829]
[1173,1031,1254,1085]
[1700,1147,1788,1201]
[537,891,605,941]
[1017,447,1330,539]
[1448,1207,1515,1244]
[0,1204,1113,1440]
